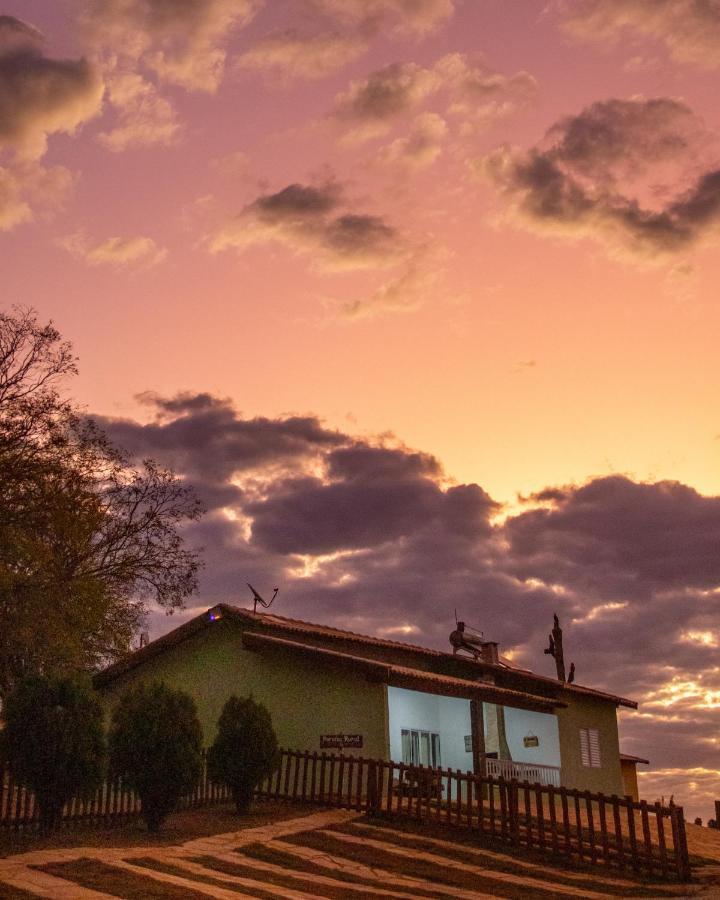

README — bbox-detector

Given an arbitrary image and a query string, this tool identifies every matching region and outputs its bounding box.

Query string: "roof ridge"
[220,604,448,656]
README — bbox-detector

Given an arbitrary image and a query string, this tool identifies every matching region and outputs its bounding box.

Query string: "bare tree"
[0,308,203,696]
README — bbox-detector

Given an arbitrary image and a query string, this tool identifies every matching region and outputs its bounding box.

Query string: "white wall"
[387,687,472,773]
[438,695,473,772]
[503,707,561,768]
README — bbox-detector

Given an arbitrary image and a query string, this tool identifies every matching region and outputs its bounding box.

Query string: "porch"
[387,686,562,787]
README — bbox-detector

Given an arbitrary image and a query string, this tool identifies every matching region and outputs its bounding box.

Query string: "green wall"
[100,620,389,757]
[556,691,623,795]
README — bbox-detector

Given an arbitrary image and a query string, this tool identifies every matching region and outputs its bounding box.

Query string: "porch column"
[470,699,486,776]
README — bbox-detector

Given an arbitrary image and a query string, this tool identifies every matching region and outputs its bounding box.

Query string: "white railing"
[483,757,561,787]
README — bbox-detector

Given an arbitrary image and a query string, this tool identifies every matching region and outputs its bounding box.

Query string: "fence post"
[673,807,691,882]
[509,779,520,847]
[367,759,379,814]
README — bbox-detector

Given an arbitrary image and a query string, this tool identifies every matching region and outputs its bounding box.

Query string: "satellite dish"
[247,582,279,614]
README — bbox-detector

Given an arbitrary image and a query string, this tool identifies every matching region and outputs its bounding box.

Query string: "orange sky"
[3,0,720,819]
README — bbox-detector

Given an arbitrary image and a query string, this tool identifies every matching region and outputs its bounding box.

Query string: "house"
[95,604,638,796]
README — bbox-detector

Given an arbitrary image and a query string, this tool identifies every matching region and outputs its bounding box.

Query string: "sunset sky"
[3,0,720,818]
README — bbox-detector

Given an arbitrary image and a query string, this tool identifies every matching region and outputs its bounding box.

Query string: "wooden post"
[470,699,486,777]
[674,807,691,882]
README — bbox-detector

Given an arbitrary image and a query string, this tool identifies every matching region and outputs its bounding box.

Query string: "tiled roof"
[241,631,564,712]
[620,753,650,765]
[95,603,637,709]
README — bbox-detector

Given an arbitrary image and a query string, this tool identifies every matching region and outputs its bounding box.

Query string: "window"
[579,728,601,768]
[401,729,441,767]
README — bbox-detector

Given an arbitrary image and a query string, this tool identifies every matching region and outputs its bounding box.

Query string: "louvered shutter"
[580,728,601,768]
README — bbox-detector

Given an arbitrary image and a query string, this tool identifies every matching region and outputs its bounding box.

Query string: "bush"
[0,676,105,835]
[108,681,203,832]
[207,696,279,814]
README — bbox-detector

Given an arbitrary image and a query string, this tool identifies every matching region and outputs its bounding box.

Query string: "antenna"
[247,582,279,615]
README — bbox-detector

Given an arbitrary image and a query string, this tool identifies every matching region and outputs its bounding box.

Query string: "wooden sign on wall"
[523,735,539,748]
[320,734,363,749]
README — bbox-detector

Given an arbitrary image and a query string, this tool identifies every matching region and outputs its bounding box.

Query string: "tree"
[108,681,203,832]
[0,675,105,835]
[207,695,279,814]
[0,308,203,697]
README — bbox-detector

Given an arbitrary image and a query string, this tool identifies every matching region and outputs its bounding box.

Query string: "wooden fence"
[0,754,230,832]
[255,749,691,883]
[2,748,690,882]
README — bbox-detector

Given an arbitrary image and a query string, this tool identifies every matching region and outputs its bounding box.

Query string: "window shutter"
[580,728,601,768]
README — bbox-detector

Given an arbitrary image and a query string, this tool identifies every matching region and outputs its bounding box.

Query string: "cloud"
[379,112,448,168]
[97,393,720,817]
[479,97,720,257]
[559,0,720,70]
[60,232,167,267]
[0,163,74,232]
[435,53,538,127]
[0,16,103,160]
[82,0,261,93]
[506,475,720,597]
[331,53,537,142]
[237,29,368,80]
[206,180,410,271]
[306,0,455,35]
[332,62,439,140]
[339,252,443,318]
[97,71,180,151]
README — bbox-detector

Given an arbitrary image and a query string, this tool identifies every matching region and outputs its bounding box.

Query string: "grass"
[329,818,678,897]
[279,828,618,900]
[0,800,311,858]
[193,851,405,899]
[36,858,215,899]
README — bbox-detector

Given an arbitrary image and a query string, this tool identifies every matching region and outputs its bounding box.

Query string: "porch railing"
[483,756,561,787]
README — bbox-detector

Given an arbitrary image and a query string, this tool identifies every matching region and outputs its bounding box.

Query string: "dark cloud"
[481,98,720,257]
[96,394,345,504]
[101,393,720,819]
[252,182,342,221]
[207,180,409,271]
[0,17,103,159]
[505,475,720,595]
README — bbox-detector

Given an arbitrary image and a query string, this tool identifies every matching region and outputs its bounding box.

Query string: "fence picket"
[640,800,654,875]
[0,748,690,883]
[655,801,669,879]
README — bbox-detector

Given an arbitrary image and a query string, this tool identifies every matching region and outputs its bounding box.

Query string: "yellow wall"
[99,618,626,794]
[100,620,389,757]
[621,760,640,801]
[556,691,623,795]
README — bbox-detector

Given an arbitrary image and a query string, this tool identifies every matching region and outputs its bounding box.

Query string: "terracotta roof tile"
[241,631,563,712]
[95,603,637,709]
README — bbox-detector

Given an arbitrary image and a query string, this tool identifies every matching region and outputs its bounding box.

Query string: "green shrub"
[108,681,203,832]
[207,696,279,814]
[0,676,105,835]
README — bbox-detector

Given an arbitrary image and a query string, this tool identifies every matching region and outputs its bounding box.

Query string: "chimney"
[480,641,499,665]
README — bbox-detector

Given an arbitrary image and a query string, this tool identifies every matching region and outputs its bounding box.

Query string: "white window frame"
[579,727,601,768]
[400,728,441,768]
